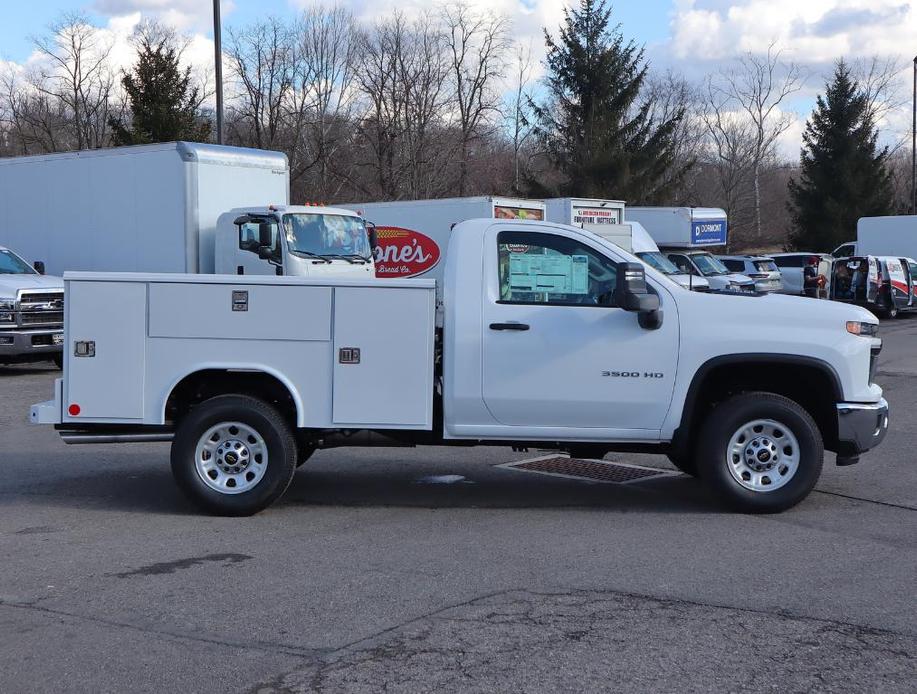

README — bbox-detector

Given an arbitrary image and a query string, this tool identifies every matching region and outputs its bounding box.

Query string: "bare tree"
[852,56,908,152]
[29,12,116,150]
[226,18,294,150]
[442,3,510,195]
[708,44,803,239]
[505,41,536,193]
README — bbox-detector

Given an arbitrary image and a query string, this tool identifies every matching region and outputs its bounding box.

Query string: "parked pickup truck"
[30,219,889,515]
[1,246,64,366]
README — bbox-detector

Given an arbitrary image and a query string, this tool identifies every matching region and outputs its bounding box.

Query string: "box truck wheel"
[696,392,823,513]
[170,395,297,516]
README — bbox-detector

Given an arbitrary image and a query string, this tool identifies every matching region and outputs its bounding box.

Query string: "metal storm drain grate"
[498,456,676,484]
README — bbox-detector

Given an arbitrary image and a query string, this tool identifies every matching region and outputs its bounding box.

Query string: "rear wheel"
[170,395,297,516]
[696,392,823,513]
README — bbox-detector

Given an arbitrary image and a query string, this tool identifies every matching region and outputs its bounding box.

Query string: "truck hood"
[683,289,876,325]
[0,274,64,298]
[726,273,754,286]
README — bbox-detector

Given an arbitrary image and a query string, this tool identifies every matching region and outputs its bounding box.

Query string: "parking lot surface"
[1,317,915,693]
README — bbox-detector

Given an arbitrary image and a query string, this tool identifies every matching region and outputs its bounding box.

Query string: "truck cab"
[215,205,376,279]
[629,222,710,292]
[0,246,64,366]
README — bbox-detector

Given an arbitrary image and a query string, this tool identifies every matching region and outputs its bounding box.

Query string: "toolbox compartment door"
[331,287,434,428]
[65,281,147,421]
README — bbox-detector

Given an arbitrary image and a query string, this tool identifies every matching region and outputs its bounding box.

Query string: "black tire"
[51,353,63,370]
[696,392,823,514]
[666,452,698,477]
[170,395,297,516]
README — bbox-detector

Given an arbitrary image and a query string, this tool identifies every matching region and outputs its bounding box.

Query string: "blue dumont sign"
[691,219,728,245]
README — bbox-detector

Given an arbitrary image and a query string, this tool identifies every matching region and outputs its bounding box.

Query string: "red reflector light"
[68,404,81,416]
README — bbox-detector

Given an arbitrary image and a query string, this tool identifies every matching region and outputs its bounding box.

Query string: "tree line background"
[0,0,911,252]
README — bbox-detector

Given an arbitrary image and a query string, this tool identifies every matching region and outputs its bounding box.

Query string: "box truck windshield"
[0,250,38,275]
[693,253,730,277]
[637,251,681,276]
[282,213,373,261]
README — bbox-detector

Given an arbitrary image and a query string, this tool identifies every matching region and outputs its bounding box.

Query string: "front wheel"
[171,395,297,516]
[696,392,823,513]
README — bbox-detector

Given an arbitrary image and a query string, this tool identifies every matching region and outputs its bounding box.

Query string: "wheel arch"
[671,354,843,459]
[162,365,304,427]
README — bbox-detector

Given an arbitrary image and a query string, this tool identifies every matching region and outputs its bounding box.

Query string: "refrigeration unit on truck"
[626,207,755,292]
[32,218,888,517]
[544,198,631,251]
[343,196,545,281]
[0,142,374,280]
[833,216,917,260]
[0,246,64,366]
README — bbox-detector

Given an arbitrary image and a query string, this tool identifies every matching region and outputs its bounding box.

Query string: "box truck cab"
[0,142,374,280]
[0,246,64,366]
[216,205,374,279]
[626,207,755,292]
[629,221,710,292]
[33,219,888,517]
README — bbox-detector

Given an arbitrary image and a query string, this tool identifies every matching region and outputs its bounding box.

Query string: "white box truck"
[626,207,755,292]
[32,218,888,516]
[833,216,917,260]
[544,198,630,251]
[343,196,545,281]
[0,142,374,280]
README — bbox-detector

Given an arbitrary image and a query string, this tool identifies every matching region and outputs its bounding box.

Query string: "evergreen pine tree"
[530,0,690,202]
[788,60,892,251]
[110,25,210,145]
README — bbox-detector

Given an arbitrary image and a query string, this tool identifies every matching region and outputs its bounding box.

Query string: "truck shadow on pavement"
[0,451,716,516]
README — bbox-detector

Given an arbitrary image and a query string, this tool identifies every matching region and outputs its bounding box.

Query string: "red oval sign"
[373,226,441,278]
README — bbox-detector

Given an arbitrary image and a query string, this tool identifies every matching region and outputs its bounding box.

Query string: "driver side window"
[497,231,618,306]
[238,222,279,256]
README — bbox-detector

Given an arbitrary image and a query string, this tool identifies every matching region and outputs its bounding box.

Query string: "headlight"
[0,300,15,311]
[0,312,13,323]
[846,321,879,337]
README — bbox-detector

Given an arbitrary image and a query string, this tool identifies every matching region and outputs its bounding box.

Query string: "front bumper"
[0,328,63,360]
[836,398,889,460]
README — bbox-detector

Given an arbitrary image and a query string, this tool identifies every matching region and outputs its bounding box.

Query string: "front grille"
[18,291,64,328]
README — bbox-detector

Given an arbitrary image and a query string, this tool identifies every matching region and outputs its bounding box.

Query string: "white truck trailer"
[343,196,545,280]
[32,218,888,516]
[543,198,630,251]
[626,207,755,292]
[833,216,917,259]
[0,142,374,280]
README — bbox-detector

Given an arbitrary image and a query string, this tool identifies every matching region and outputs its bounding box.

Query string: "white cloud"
[92,0,236,33]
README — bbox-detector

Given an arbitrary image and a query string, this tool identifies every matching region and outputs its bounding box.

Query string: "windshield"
[282,213,372,260]
[637,251,681,275]
[691,253,729,276]
[0,250,37,275]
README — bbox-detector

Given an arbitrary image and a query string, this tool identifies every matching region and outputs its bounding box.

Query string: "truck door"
[481,227,678,432]
[891,258,912,307]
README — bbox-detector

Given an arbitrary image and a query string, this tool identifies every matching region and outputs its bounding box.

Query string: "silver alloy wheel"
[194,421,269,495]
[726,418,800,492]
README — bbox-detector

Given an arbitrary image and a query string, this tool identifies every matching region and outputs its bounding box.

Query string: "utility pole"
[213,0,224,145]
[912,56,916,214]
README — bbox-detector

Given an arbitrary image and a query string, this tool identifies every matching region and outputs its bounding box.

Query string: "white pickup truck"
[31,219,888,515]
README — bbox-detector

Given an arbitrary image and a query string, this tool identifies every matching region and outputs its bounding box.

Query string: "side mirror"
[33,261,46,275]
[258,222,273,248]
[257,246,277,262]
[615,262,660,312]
[367,224,379,254]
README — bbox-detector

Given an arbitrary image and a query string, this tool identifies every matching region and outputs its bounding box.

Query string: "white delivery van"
[626,207,755,292]
[342,196,545,282]
[834,215,917,260]
[629,222,710,292]
[0,142,373,279]
[32,219,888,516]
[544,198,630,251]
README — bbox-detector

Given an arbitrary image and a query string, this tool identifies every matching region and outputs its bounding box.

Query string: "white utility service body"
[32,219,888,516]
[626,207,755,292]
[343,196,546,282]
[0,142,373,280]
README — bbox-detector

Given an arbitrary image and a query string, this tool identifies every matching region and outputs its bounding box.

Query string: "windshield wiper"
[321,254,369,264]
[289,249,332,264]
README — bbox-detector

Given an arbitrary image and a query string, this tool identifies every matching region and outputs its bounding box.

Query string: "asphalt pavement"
[0,316,915,693]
